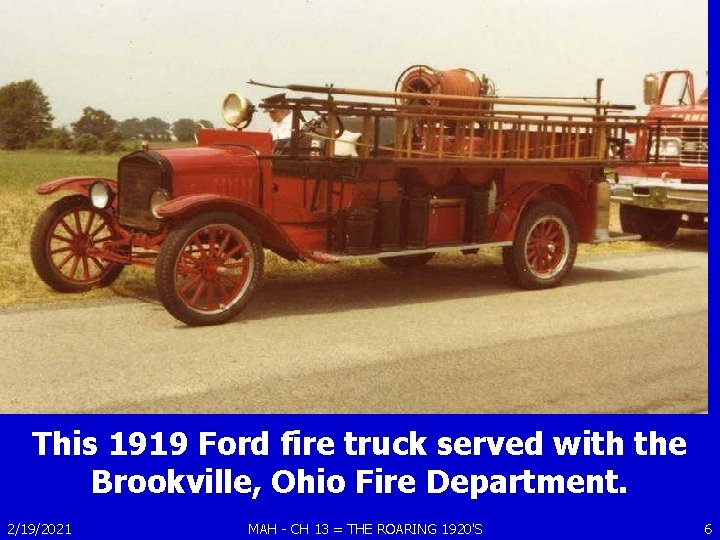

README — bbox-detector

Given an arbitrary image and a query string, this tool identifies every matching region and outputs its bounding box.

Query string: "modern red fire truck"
[612,70,708,240]
[31,65,650,325]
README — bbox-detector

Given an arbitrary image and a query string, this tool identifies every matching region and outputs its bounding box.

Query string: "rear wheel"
[503,201,578,289]
[30,195,123,293]
[379,253,434,269]
[619,205,680,240]
[155,212,264,326]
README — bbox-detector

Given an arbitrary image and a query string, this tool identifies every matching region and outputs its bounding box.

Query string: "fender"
[492,182,545,241]
[36,176,117,199]
[156,194,302,260]
[492,182,593,242]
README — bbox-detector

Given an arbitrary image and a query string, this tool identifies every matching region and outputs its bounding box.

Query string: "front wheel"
[30,195,124,293]
[155,212,264,326]
[502,201,578,290]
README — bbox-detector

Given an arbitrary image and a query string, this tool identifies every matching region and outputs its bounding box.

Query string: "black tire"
[379,253,434,269]
[502,201,578,290]
[30,195,123,293]
[155,212,264,326]
[619,205,680,241]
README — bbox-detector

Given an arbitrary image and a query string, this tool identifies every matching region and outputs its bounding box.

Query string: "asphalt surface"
[0,239,707,413]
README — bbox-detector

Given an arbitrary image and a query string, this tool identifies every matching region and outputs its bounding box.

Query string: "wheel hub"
[200,259,222,280]
[71,234,91,255]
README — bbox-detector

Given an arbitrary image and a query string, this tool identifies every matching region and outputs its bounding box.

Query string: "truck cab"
[611,70,708,240]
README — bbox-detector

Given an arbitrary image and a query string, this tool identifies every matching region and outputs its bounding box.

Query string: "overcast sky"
[1,0,707,130]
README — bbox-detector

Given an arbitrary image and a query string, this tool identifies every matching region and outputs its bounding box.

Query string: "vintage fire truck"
[31,65,649,325]
[611,70,708,240]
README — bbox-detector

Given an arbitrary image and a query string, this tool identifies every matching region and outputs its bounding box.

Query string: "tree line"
[0,79,214,152]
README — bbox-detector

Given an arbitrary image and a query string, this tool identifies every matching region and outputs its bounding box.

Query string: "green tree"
[32,126,72,150]
[71,106,117,139]
[0,79,54,149]
[171,118,198,142]
[141,117,170,141]
[53,126,72,150]
[198,119,214,129]
[74,133,99,153]
[102,131,124,154]
[118,117,143,140]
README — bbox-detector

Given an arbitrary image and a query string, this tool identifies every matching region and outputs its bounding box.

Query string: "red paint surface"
[156,146,261,203]
[37,176,116,198]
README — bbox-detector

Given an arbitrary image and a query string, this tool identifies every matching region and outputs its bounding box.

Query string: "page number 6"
[706,524,712,535]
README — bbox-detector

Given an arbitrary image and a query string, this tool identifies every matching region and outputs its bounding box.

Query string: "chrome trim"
[611,181,707,214]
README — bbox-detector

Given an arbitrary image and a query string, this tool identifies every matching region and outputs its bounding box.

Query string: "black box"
[333,208,378,254]
[379,197,405,250]
[465,189,490,242]
[406,198,430,248]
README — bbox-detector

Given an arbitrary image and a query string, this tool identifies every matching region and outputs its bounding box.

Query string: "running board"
[312,241,512,262]
[592,231,641,244]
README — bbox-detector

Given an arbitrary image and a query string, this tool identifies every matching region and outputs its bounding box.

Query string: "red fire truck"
[612,70,708,240]
[31,66,649,325]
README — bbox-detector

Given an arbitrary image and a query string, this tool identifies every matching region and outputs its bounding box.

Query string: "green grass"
[0,149,667,307]
[0,150,117,304]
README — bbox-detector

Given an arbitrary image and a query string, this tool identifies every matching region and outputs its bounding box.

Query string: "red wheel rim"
[46,208,116,284]
[524,216,569,279]
[174,224,254,313]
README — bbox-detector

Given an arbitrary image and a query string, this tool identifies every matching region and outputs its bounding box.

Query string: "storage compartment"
[407,198,466,247]
[465,188,490,242]
[333,208,378,254]
[406,198,430,247]
[379,197,405,250]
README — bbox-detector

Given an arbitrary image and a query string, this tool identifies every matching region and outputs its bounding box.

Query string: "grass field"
[0,149,666,307]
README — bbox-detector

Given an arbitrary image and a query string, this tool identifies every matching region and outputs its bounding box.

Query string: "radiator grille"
[118,153,166,231]
[652,123,708,167]
[680,126,708,166]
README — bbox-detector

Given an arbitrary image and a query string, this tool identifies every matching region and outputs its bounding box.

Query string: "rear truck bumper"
[611,176,708,215]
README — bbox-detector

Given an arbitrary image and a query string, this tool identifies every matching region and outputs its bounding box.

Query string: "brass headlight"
[221,93,254,128]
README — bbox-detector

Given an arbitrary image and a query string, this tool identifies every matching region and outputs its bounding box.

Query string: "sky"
[0,0,708,130]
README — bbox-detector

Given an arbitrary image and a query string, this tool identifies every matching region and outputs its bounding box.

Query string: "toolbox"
[378,197,405,250]
[407,198,466,247]
[333,207,378,254]
[465,188,490,242]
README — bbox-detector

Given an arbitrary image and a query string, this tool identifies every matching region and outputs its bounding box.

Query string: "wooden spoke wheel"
[155,212,264,326]
[502,201,578,289]
[31,195,123,293]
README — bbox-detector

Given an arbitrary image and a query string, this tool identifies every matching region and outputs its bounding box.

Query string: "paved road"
[0,241,707,413]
